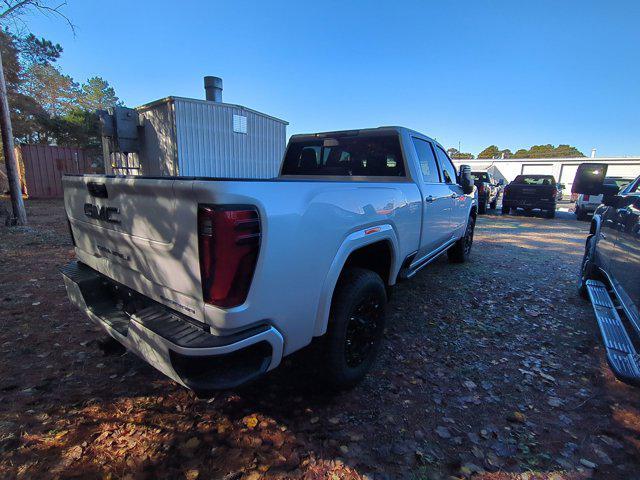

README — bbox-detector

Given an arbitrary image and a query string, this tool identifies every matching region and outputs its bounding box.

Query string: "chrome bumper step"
[586,280,640,386]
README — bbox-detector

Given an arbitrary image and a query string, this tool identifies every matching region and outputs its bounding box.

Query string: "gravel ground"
[1,199,639,480]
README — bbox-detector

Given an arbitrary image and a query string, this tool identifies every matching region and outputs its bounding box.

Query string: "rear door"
[411,138,453,257]
[434,145,467,231]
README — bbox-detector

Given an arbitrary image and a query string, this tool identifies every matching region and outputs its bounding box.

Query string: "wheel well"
[341,240,392,285]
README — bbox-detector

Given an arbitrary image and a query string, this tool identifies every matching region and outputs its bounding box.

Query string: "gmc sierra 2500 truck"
[61,127,477,393]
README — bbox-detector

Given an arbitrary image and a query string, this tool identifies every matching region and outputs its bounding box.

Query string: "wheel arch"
[312,226,400,337]
[589,215,601,236]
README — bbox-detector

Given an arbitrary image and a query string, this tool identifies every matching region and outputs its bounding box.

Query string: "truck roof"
[289,126,442,150]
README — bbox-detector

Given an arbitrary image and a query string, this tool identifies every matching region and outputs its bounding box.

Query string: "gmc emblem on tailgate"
[84,203,120,224]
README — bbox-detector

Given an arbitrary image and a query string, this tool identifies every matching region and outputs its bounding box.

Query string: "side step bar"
[586,280,640,386]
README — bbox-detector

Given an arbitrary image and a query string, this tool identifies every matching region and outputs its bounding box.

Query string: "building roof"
[452,156,640,164]
[135,96,289,125]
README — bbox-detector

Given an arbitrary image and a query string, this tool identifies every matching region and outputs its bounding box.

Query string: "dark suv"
[471,171,500,214]
[502,174,557,218]
[574,164,640,386]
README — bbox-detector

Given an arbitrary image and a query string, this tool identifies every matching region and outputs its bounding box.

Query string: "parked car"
[471,171,500,214]
[501,174,558,218]
[574,177,634,221]
[60,127,477,394]
[556,183,566,201]
[574,164,640,386]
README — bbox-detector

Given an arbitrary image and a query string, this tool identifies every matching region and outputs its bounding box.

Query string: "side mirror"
[459,165,474,194]
[602,184,621,207]
[572,163,608,195]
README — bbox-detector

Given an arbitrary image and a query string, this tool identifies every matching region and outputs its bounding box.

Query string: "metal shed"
[136,95,288,178]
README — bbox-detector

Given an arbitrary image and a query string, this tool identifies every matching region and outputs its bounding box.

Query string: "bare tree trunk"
[0,49,27,225]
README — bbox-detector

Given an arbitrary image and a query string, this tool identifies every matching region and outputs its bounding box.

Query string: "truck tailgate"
[63,175,205,321]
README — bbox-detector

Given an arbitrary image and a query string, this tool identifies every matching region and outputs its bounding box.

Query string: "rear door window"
[412,138,439,183]
[513,175,556,185]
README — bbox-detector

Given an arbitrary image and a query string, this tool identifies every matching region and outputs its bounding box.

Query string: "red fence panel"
[20,145,100,198]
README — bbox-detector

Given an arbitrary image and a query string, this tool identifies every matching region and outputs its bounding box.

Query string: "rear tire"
[576,208,588,221]
[448,214,475,263]
[545,209,556,219]
[478,200,487,215]
[490,199,497,210]
[322,268,387,389]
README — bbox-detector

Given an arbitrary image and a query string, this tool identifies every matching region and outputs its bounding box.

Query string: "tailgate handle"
[87,182,108,198]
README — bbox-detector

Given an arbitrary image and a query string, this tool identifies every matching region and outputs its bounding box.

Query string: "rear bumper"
[61,261,284,392]
[503,199,556,210]
[577,203,599,213]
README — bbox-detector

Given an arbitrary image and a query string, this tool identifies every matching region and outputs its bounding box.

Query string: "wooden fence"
[19,145,102,198]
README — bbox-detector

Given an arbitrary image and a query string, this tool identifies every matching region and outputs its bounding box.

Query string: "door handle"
[451,193,459,199]
[425,196,435,203]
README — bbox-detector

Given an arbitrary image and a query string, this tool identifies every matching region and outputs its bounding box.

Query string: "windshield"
[471,172,489,182]
[281,134,405,177]
[513,175,556,185]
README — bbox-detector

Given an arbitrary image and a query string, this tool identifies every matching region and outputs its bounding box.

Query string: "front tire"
[578,235,597,299]
[448,213,476,263]
[322,268,387,389]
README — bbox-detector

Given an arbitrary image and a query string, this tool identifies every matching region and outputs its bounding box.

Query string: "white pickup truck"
[61,127,477,393]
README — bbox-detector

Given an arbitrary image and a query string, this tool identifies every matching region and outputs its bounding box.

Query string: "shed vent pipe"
[204,76,223,102]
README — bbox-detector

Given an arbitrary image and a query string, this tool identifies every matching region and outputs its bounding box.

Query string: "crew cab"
[574,177,634,221]
[574,164,640,386]
[502,174,558,218]
[61,127,477,393]
[471,171,500,214]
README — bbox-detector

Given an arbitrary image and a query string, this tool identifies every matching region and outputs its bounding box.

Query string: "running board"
[586,280,640,386]
[400,239,457,280]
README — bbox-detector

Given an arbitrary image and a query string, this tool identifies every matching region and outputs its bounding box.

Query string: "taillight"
[552,188,558,197]
[583,194,590,201]
[478,184,485,193]
[198,205,261,308]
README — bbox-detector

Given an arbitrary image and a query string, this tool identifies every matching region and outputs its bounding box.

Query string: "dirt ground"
[1,199,639,480]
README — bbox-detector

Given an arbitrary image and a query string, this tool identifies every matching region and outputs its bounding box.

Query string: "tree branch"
[0,1,76,35]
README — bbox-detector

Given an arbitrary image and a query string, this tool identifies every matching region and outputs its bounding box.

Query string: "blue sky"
[22,0,640,157]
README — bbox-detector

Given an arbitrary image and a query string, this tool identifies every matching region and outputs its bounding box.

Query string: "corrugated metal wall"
[20,145,99,198]
[173,98,287,178]
[137,100,178,176]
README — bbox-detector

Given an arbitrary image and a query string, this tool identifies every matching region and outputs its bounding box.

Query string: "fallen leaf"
[184,437,200,450]
[244,416,259,429]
